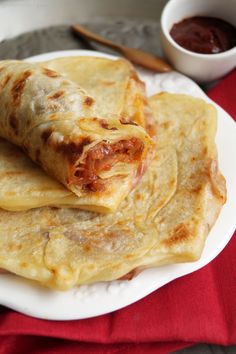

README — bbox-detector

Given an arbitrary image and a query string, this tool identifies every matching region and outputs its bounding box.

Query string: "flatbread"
[0,59,153,212]
[0,138,142,213]
[0,93,226,290]
[42,56,156,136]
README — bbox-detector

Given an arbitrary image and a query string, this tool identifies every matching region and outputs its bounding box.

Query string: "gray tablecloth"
[0,22,162,59]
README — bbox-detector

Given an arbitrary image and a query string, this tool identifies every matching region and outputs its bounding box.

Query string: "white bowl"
[161,0,236,83]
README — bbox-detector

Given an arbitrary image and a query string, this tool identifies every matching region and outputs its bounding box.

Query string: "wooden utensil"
[72,24,172,72]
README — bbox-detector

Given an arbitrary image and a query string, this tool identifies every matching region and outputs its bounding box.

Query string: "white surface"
[161,0,236,83]
[0,50,236,320]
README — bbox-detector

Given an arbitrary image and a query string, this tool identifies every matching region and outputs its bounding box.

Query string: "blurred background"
[0,0,170,60]
[0,0,167,40]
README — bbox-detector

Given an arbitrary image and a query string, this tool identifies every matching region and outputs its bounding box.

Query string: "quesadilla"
[0,93,226,290]
[0,60,154,212]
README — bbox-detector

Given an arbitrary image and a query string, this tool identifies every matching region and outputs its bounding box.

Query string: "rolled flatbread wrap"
[0,60,153,206]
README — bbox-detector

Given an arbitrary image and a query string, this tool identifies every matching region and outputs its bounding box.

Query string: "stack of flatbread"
[0,57,226,290]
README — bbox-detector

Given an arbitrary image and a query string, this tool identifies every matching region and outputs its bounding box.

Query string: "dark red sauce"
[170,16,236,54]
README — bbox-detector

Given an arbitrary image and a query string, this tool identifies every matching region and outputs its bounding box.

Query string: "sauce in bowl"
[170,16,236,54]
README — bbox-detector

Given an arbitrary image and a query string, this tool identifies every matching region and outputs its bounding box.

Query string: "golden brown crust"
[0,73,11,91]
[83,96,94,107]
[42,67,60,78]
[48,90,65,100]
[11,70,32,106]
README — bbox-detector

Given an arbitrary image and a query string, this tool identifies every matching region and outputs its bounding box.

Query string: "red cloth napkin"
[0,69,235,354]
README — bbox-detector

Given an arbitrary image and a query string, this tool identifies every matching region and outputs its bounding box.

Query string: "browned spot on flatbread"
[146,123,156,138]
[164,223,190,246]
[119,117,138,126]
[48,90,64,99]
[8,242,23,252]
[100,80,115,86]
[191,185,203,194]
[119,267,144,280]
[0,74,11,91]
[48,113,58,120]
[160,121,170,129]
[83,244,92,253]
[9,113,18,135]
[84,96,94,107]
[41,128,53,143]
[56,137,92,162]
[203,146,208,156]
[43,68,59,78]
[169,178,176,188]
[11,70,32,106]
[135,193,142,201]
[99,119,118,131]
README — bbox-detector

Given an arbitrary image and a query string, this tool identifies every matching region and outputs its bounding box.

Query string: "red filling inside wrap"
[71,138,144,192]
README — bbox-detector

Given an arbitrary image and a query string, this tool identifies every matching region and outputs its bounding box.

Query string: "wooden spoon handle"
[72,24,172,72]
[72,24,122,51]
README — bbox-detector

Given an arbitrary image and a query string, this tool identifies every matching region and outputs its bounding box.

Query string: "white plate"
[0,50,236,320]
